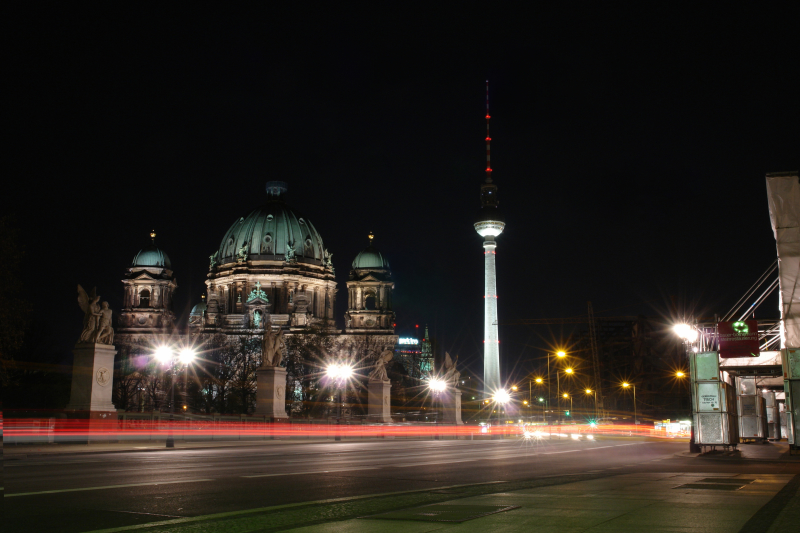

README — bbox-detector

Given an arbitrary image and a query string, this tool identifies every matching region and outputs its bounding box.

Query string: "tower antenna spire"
[485,80,492,183]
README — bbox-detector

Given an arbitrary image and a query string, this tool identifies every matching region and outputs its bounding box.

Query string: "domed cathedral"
[195,181,339,334]
[345,233,395,333]
[117,231,178,337]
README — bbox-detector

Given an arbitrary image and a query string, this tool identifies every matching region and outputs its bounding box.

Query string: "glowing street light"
[327,361,353,441]
[179,348,196,365]
[556,351,566,358]
[673,324,698,343]
[675,371,686,378]
[493,389,511,404]
[428,378,447,393]
[564,367,574,375]
[535,377,543,384]
[511,385,518,391]
[152,344,196,448]
[155,345,173,364]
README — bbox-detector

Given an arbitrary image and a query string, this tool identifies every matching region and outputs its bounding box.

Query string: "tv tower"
[474,80,505,397]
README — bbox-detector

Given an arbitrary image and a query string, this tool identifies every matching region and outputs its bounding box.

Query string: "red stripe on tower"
[485,80,492,182]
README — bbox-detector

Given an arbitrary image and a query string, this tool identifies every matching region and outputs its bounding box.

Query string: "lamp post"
[674,323,700,452]
[622,382,636,426]
[492,388,510,434]
[155,346,196,449]
[585,389,597,420]
[429,377,446,439]
[326,362,353,441]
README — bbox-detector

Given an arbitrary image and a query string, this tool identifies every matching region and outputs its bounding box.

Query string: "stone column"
[255,366,289,419]
[442,388,464,425]
[368,380,392,422]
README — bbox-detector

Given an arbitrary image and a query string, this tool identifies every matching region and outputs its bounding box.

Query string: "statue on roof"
[236,242,248,263]
[285,241,297,263]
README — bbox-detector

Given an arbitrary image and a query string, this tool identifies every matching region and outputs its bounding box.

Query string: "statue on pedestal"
[261,320,285,367]
[443,352,460,387]
[77,285,114,345]
[368,350,393,382]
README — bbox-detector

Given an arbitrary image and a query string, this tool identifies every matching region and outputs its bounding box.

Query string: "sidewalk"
[286,472,798,533]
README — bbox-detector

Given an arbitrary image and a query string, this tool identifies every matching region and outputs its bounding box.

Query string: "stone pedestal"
[442,388,464,425]
[255,366,289,419]
[65,343,118,443]
[66,343,117,413]
[368,380,392,423]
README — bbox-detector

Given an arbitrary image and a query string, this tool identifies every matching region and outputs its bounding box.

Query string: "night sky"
[9,5,799,378]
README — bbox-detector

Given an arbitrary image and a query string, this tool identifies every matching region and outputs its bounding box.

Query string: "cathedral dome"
[215,182,327,266]
[132,233,172,269]
[190,301,207,316]
[352,234,390,270]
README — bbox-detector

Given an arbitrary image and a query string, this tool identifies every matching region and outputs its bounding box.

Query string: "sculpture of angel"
[368,349,393,382]
[77,285,101,343]
[443,351,461,387]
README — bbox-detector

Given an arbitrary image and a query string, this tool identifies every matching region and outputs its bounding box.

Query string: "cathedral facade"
[115,181,401,414]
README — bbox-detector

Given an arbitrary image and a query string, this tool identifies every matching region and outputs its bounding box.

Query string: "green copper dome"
[215,182,327,266]
[352,239,390,270]
[132,244,172,269]
[190,301,207,316]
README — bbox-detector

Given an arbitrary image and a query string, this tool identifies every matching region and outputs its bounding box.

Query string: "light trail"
[5,418,679,444]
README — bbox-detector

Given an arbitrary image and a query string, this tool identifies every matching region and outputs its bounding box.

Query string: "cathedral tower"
[345,233,395,333]
[473,82,505,397]
[118,231,177,334]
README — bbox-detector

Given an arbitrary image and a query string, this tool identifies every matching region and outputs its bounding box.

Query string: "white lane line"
[4,478,214,498]
[396,459,477,467]
[242,467,377,478]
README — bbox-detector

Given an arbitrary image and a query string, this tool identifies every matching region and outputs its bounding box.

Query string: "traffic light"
[565,410,570,417]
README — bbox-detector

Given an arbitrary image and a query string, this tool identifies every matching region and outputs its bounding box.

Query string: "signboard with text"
[718,320,760,358]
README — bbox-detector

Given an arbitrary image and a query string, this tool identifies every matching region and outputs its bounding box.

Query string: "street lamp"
[428,377,447,438]
[673,323,698,343]
[585,388,598,419]
[326,362,353,441]
[622,382,637,426]
[154,345,196,448]
[676,371,686,378]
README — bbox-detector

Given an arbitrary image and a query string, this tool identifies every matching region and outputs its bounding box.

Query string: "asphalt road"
[4,436,798,532]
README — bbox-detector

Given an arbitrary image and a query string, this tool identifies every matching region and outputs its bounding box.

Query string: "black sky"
[9,5,800,378]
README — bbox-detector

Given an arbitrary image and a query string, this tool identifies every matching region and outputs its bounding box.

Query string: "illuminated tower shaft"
[483,237,500,393]
[474,80,505,397]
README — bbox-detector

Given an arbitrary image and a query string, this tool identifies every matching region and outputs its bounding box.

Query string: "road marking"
[4,478,214,498]
[242,467,377,478]
[80,481,507,533]
[396,458,477,467]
